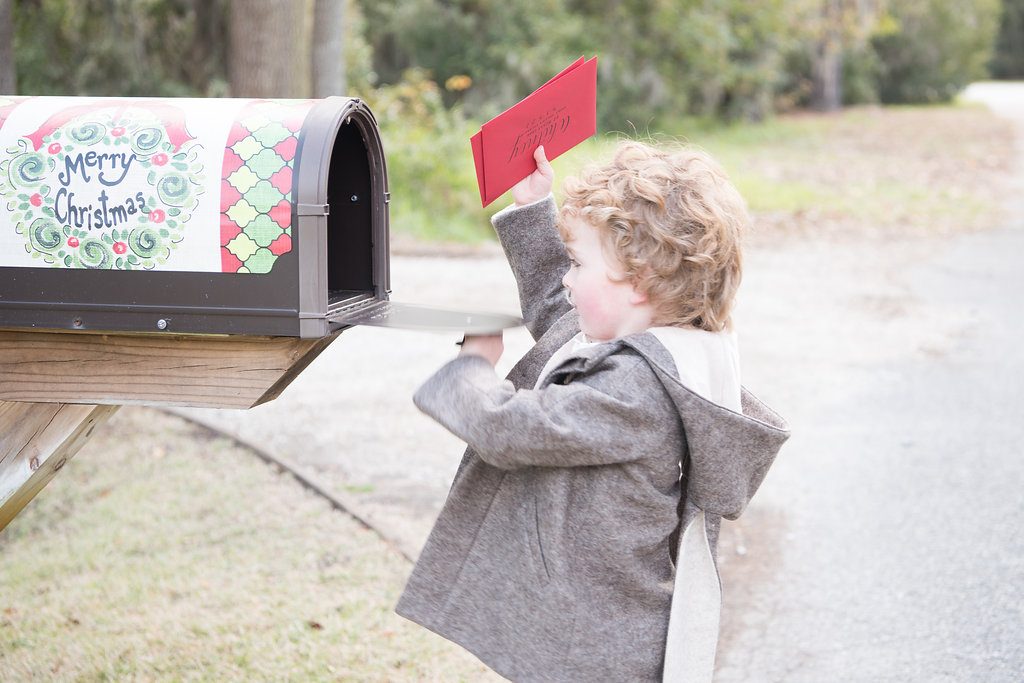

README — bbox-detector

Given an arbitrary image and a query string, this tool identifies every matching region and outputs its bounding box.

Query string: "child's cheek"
[575,283,616,335]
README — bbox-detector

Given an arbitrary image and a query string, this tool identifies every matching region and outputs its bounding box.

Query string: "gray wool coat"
[395,196,790,682]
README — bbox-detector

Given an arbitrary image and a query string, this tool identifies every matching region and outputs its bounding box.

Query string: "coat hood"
[541,330,791,520]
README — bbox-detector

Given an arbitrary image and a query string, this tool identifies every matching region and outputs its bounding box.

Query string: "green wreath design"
[0,109,205,270]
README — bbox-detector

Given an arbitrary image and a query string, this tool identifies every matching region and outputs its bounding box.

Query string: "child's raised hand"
[511,145,554,207]
[458,332,504,367]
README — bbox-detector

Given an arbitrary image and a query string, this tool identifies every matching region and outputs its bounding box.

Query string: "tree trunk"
[0,0,16,94]
[811,42,843,111]
[228,0,308,98]
[811,0,844,112]
[313,0,346,97]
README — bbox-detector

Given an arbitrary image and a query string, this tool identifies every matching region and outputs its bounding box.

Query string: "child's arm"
[413,352,664,469]
[490,146,573,342]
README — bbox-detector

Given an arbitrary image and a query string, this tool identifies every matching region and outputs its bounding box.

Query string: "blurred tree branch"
[0,0,16,93]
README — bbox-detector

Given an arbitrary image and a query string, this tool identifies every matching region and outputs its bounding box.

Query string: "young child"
[396,141,790,682]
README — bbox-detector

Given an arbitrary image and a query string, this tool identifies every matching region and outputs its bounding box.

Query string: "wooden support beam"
[0,401,118,533]
[0,327,339,531]
[0,328,339,409]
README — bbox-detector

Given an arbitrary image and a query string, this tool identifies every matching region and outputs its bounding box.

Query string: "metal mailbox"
[0,95,518,338]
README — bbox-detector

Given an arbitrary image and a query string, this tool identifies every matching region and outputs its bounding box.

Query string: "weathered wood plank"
[0,401,118,533]
[0,329,339,409]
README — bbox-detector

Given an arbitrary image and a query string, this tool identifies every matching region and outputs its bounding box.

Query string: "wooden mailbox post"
[0,95,518,532]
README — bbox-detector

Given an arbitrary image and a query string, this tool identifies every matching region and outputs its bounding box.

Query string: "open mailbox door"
[328,299,521,334]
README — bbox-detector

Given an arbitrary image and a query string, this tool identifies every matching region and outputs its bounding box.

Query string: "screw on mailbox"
[157,319,168,330]
[350,194,359,202]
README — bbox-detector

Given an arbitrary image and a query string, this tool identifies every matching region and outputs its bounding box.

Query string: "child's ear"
[628,286,649,305]
[628,270,652,305]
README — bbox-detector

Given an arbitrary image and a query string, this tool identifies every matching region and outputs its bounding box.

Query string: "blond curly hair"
[558,140,748,332]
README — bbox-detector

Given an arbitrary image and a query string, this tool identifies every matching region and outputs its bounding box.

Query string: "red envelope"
[471,56,597,207]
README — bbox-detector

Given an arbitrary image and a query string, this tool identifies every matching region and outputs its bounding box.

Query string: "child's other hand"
[459,332,503,367]
[511,145,554,207]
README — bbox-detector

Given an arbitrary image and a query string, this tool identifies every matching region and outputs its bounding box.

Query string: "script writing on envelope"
[471,56,597,207]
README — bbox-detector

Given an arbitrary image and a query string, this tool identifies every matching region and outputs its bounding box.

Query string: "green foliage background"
[9,0,1016,119]
[13,0,232,97]
[991,0,1024,78]
[872,0,1002,103]
[5,0,1021,242]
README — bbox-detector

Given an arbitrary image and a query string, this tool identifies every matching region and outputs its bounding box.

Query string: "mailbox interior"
[327,119,376,304]
[295,98,391,338]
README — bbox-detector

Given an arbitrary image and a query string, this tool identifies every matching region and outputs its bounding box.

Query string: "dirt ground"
[0,408,500,682]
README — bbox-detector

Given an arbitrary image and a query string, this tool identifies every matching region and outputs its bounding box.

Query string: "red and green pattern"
[220,99,315,273]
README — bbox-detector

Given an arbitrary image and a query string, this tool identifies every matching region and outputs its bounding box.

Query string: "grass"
[0,408,500,682]
[667,104,1014,238]
[385,102,1015,246]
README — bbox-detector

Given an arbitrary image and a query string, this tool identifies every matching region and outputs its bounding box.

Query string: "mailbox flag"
[471,56,598,207]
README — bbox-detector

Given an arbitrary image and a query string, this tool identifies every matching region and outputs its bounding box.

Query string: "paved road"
[176,82,1024,681]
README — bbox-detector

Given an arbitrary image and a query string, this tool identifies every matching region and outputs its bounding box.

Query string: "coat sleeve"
[491,194,574,342]
[412,353,662,469]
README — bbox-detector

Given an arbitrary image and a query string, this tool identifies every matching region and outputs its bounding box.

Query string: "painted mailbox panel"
[1,96,313,273]
[0,95,392,338]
